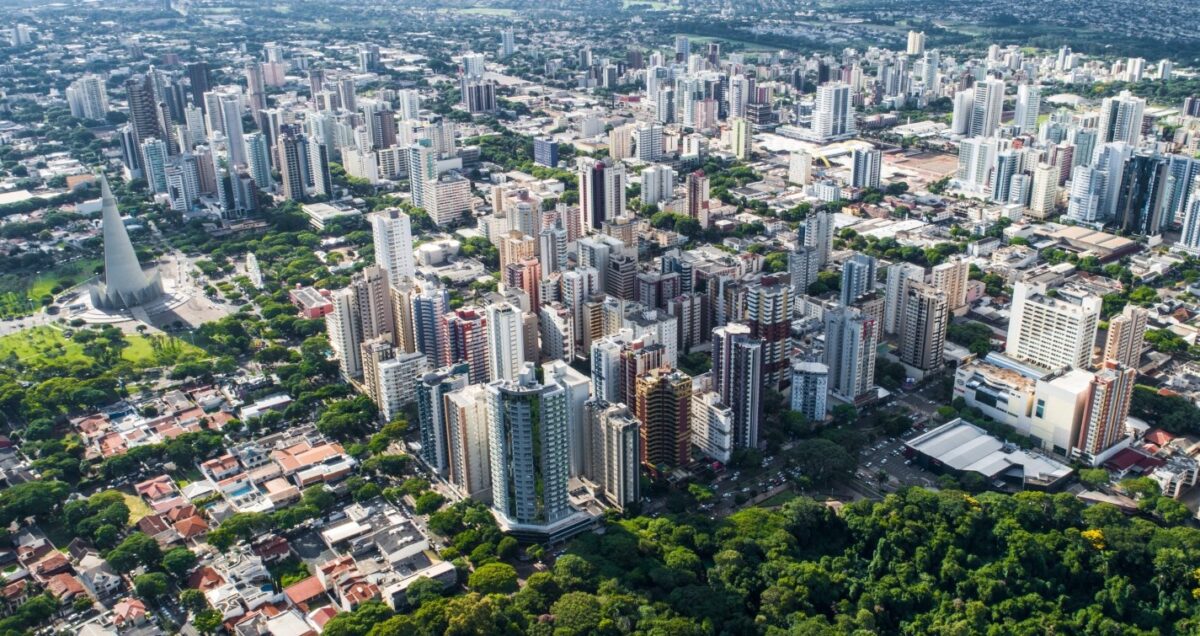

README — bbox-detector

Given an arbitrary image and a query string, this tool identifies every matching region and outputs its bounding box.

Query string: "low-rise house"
[45,573,88,604]
[76,552,122,600]
[111,598,147,628]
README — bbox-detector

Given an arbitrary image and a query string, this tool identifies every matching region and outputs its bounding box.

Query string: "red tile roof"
[284,576,326,608]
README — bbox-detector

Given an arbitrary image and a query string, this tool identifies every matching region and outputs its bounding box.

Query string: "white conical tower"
[90,176,163,310]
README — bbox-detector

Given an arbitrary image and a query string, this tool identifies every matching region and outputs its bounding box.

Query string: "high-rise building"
[930,257,969,311]
[586,401,641,511]
[789,361,829,421]
[539,303,576,363]
[674,35,690,61]
[1066,164,1105,225]
[376,351,428,423]
[635,368,691,471]
[1104,305,1147,368]
[1006,281,1101,371]
[326,288,364,380]
[464,80,497,113]
[851,146,882,190]
[1014,84,1040,134]
[126,75,164,171]
[486,303,526,383]
[1028,163,1059,219]
[691,389,734,464]
[840,254,878,306]
[246,132,271,191]
[1073,362,1136,464]
[417,363,470,474]
[370,208,416,287]
[803,209,835,268]
[406,139,437,210]
[746,275,790,389]
[811,82,856,141]
[970,78,1005,138]
[1097,90,1145,147]
[245,63,267,113]
[712,324,762,451]
[731,117,752,160]
[824,305,877,404]
[1111,151,1169,236]
[634,123,664,162]
[398,89,421,120]
[66,75,109,121]
[906,30,926,56]
[500,27,515,57]
[578,157,626,230]
[1181,177,1200,253]
[140,138,169,194]
[487,364,572,528]
[444,383,491,501]
[685,170,711,226]
[184,62,212,108]
[897,281,949,372]
[789,151,812,186]
[218,95,247,167]
[307,141,333,199]
[533,137,558,167]
[411,283,450,365]
[278,126,307,202]
[884,262,925,335]
[608,123,635,160]
[544,361,591,478]
[640,164,675,207]
[442,307,490,383]
[503,258,542,310]
[355,265,395,343]
[788,246,820,298]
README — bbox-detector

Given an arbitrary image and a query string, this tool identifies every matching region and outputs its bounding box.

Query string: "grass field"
[675,33,779,52]
[453,7,516,16]
[121,492,152,525]
[0,258,101,319]
[757,491,799,508]
[624,0,673,9]
[0,325,205,369]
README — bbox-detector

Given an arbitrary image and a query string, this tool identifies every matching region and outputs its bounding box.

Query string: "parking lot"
[857,425,938,491]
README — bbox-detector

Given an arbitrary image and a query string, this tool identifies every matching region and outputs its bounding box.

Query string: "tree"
[180,588,208,614]
[468,562,519,595]
[414,491,446,514]
[133,572,169,600]
[161,547,197,580]
[496,536,519,561]
[550,591,602,635]
[404,576,445,608]
[789,439,856,487]
[1079,468,1111,489]
[193,609,223,635]
[106,532,163,573]
[688,483,715,503]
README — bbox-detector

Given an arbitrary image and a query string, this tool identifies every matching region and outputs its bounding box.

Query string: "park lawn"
[0,325,206,369]
[121,492,152,525]
[0,326,92,366]
[624,0,673,9]
[0,257,101,319]
[30,257,102,300]
[674,33,779,52]
[454,7,516,16]
[758,491,799,508]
